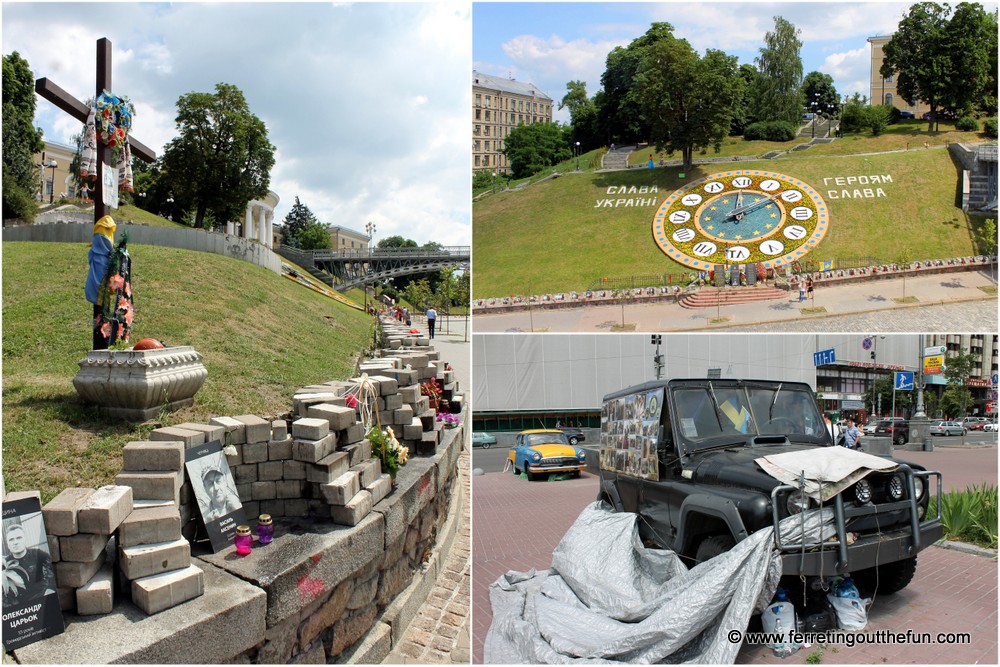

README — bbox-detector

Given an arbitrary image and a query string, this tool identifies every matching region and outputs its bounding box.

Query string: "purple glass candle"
[256,514,274,544]
[235,525,253,555]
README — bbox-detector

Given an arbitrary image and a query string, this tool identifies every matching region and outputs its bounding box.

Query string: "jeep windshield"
[672,381,829,454]
[524,433,572,447]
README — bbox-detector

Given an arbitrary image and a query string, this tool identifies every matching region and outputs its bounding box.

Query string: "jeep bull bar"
[770,465,944,576]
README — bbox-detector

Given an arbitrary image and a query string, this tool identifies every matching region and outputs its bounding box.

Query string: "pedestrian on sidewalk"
[806,277,814,301]
[843,419,861,449]
[798,281,806,302]
[426,306,437,339]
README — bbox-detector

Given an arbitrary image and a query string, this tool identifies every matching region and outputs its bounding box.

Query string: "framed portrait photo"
[184,440,246,553]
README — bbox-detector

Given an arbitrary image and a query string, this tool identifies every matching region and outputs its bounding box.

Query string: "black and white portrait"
[184,440,246,553]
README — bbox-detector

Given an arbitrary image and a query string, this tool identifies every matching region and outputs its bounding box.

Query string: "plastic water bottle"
[763,588,797,657]
[773,618,793,658]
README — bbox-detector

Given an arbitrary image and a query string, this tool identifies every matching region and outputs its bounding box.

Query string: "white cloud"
[5,2,469,246]
[821,46,871,99]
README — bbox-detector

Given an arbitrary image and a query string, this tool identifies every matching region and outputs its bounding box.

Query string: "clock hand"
[727,192,782,219]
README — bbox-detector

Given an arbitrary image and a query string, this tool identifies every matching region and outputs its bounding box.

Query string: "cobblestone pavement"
[385,449,471,664]
[472,443,998,664]
[723,301,998,332]
[473,271,998,333]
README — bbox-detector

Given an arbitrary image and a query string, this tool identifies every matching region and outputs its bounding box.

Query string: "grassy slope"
[2,242,372,500]
[473,141,987,298]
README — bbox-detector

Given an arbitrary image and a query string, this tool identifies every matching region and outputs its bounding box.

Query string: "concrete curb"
[934,539,998,559]
[667,293,997,331]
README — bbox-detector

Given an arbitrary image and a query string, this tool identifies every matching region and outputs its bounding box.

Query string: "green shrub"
[935,483,998,548]
[1,173,38,224]
[983,117,998,138]
[743,121,796,142]
[955,116,979,132]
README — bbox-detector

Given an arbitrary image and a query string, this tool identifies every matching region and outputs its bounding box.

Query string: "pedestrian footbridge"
[276,245,470,290]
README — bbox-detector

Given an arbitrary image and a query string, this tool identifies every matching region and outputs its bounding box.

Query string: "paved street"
[383,320,471,663]
[472,271,998,332]
[471,444,998,664]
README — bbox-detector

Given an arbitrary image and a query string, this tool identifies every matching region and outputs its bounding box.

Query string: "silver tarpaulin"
[485,502,835,664]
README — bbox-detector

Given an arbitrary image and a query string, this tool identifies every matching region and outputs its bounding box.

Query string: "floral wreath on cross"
[95,90,133,149]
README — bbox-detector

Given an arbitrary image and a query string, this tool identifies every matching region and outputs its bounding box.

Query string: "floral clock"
[652,170,829,269]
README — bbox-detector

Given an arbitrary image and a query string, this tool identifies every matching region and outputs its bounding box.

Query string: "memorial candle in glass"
[235,525,253,555]
[257,514,274,544]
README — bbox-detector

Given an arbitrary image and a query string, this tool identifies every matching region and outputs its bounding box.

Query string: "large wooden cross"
[35,37,156,224]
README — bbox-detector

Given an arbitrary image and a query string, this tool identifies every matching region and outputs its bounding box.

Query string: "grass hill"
[473,122,995,298]
[2,241,373,501]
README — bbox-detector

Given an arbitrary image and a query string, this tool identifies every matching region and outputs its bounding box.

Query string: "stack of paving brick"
[203,415,306,520]
[290,381,393,528]
[114,440,204,614]
[42,485,131,616]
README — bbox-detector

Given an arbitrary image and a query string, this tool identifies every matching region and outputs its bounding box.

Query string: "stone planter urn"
[73,346,208,420]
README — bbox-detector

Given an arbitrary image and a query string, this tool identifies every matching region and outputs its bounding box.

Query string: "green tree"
[940,351,978,419]
[880,3,995,131]
[801,71,840,118]
[560,80,601,151]
[282,196,319,248]
[863,104,893,136]
[402,277,433,312]
[730,64,758,136]
[502,121,572,179]
[750,16,804,125]
[161,83,275,228]
[298,222,331,250]
[635,36,740,172]
[377,235,419,249]
[2,52,45,222]
[942,3,997,117]
[597,23,676,144]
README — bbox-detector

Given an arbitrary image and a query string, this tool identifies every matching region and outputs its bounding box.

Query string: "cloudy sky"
[474,2,997,124]
[4,3,471,246]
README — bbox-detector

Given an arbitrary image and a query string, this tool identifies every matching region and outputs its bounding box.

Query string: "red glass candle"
[257,514,274,544]
[235,525,253,555]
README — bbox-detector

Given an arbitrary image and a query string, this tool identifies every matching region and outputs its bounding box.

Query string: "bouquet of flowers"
[420,379,442,401]
[368,425,408,479]
[436,413,460,429]
[97,231,135,347]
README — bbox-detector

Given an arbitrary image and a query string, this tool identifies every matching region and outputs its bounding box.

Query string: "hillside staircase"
[969,145,998,213]
[601,145,634,170]
[679,286,788,309]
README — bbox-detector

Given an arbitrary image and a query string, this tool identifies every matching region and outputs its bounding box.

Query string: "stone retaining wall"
[2,221,281,275]
[11,325,465,664]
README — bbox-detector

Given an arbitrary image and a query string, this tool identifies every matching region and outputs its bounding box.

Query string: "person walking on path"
[843,419,862,449]
[798,281,806,302]
[426,306,437,339]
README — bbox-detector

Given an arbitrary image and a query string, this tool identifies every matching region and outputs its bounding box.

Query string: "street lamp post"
[47,159,58,204]
[365,221,376,314]
[492,171,497,193]
[575,141,581,172]
[811,92,821,139]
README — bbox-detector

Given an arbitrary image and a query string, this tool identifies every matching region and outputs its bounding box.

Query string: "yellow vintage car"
[508,429,587,480]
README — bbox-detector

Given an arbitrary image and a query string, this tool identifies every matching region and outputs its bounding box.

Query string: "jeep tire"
[695,534,736,563]
[569,436,579,445]
[852,556,917,595]
[894,431,906,446]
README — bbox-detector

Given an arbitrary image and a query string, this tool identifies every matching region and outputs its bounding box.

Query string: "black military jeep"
[597,378,943,594]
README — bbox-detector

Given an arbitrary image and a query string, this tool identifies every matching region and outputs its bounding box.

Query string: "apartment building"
[867,35,931,115]
[472,70,553,175]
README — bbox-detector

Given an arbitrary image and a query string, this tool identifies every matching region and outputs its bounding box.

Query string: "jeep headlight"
[531,451,542,462]
[786,490,812,515]
[886,474,905,501]
[913,476,925,501]
[854,478,873,504]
